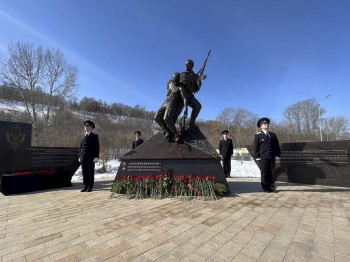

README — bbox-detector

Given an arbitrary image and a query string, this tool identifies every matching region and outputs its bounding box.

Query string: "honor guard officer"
[132,131,144,149]
[78,120,99,192]
[253,117,281,193]
[219,130,234,178]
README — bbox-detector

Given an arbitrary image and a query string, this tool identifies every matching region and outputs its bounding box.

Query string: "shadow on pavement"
[276,181,350,193]
[226,179,350,195]
[2,179,115,196]
[71,179,114,191]
[227,180,262,196]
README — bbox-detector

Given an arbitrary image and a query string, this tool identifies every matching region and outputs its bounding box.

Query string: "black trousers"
[82,161,95,189]
[222,156,231,177]
[259,159,276,192]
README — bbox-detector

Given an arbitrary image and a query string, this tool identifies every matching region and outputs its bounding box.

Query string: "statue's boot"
[154,117,172,136]
[164,117,178,140]
[165,131,174,141]
[189,107,201,129]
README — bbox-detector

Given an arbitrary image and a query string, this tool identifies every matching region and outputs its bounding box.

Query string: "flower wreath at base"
[110,173,229,200]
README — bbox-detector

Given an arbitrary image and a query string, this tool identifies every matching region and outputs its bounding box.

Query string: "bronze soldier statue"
[179,56,208,129]
[155,50,211,140]
[154,72,184,142]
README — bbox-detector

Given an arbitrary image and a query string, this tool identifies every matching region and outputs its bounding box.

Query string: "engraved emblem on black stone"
[6,125,25,151]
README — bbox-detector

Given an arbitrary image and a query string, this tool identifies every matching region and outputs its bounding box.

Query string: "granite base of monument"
[1,170,73,195]
[246,140,350,187]
[114,128,229,190]
[0,121,80,195]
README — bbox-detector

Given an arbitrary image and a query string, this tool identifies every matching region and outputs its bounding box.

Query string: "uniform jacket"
[253,131,281,160]
[132,139,144,149]
[180,71,200,94]
[219,138,234,158]
[79,133,99,162]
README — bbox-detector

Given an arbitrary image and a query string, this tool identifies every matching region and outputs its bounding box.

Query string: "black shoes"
[264,189,278,193]
[81,188,92,192]
[164,132,174,142]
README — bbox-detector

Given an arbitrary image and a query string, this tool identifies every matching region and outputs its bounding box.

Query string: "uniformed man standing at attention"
[253,117,281,193]
[132,131,144,149]
[219,130,234,178]
[78,120,99,192]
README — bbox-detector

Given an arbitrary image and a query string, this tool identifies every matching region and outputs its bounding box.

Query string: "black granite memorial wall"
[247,140,350,187]
[0,120,80,195]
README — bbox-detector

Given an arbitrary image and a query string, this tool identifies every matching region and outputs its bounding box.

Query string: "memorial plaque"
[280,150,348,164]
[246,140,350,187]
[25,147,80,174]
[125,161,162,172]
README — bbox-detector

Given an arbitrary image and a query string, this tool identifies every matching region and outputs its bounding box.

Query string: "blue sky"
[0,0,349,122]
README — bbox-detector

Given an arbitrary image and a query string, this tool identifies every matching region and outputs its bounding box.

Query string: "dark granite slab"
[246,140,350,187]
[0,120,80,195]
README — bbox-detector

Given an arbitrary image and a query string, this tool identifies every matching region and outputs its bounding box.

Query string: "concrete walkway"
[0,177,350,262]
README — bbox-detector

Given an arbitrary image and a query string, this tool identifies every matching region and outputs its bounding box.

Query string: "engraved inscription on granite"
[126,161,162,172]
[26,147,79,169]
[246,141,350,187]
[280,150,348,164]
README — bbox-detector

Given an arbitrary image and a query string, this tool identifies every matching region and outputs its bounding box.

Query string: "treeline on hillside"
[0,85,156,157]
[70,97,155,120]
[0,86,155,120]
[0,85,62,105]
[0,101,155,158]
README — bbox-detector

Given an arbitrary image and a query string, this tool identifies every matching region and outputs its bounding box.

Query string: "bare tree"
[216,107,258,147]
[0,42,78,145]
[324,116,349,141]
[282,98,322,141]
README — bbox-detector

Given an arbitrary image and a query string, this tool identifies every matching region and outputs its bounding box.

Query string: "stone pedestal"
[115,128,228,187]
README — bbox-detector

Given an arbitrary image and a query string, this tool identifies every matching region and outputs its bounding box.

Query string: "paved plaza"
[1,177,350,262]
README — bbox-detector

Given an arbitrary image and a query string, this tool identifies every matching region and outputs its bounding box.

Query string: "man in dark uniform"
[154,72,184,142]
[132,131,144,149]
[219,130,234,178]
[179,59,205,129]
[253,117,281,193]
[78,120,99,192]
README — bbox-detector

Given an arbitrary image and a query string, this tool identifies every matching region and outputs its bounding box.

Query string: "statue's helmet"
[186,59,194,67]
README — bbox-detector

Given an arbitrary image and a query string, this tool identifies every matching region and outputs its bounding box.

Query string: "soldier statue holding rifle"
[154,50,211,142]
[180,50,211,129]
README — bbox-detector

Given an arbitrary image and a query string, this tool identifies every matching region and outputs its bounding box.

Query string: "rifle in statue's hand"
[195,49,211,93]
